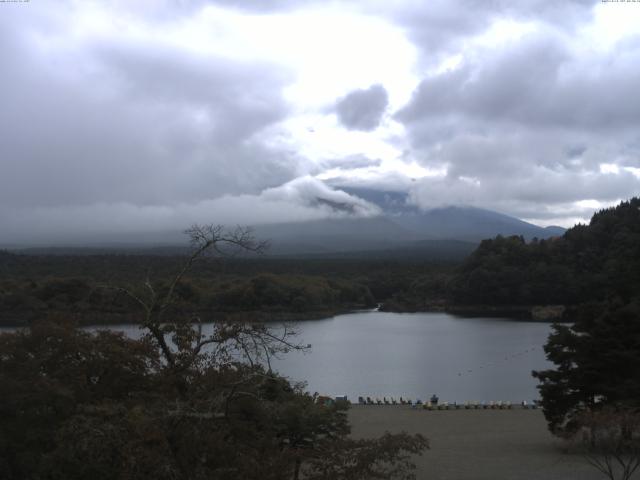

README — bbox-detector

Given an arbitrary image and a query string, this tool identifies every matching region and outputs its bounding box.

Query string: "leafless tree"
[111,224,306,373]
[571,407,640,480]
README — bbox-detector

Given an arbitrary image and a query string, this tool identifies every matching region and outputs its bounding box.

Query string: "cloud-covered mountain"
[3,1,634,246]
[4,181,565,257]
[254,188,566,256]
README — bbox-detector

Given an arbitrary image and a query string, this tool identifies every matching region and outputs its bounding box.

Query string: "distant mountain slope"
[542,225,566,237]
[340,186,565,240]
[255,188,565,255]
[5,188,566,260]
[253,217,418,255]
[391,206,563,242]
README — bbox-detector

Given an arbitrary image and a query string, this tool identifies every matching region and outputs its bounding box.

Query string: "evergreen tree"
[533,299,640,435]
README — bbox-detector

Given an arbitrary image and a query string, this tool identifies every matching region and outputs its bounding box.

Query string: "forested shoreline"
[1,198,638,326]
[0,253,454,326]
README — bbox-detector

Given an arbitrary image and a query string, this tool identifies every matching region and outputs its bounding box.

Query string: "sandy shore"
[349,405,603,480]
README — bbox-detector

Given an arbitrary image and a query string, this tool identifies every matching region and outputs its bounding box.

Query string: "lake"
[71,310,554,403]
[272,311,554,403]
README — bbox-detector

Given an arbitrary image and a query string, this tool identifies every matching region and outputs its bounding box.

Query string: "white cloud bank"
[1,0,639,244]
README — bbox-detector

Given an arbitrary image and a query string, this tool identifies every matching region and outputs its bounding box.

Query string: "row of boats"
[356,396,540,409]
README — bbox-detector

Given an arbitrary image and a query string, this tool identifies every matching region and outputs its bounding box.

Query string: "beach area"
[349,406,604,480]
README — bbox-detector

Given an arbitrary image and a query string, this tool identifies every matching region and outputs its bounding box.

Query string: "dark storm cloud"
[335,84,389,131]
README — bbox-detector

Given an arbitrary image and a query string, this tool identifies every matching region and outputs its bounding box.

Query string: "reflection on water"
[3,311,555,403]
[271,311,553,403]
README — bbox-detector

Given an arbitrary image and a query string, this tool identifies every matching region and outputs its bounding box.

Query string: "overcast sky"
[1,0,639,244]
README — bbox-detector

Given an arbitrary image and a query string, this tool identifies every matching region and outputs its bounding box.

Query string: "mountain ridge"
[4,189,566,258]
[256,188,566,255]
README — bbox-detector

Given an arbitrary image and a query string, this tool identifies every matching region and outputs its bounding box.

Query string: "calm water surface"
[271,311,553,403]
[3,311,555,403]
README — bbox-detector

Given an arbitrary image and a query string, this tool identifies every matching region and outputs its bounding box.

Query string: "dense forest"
[0,252,454,327]
[448,198,640,311]
[526,200,640,443]
[343,197,640,318]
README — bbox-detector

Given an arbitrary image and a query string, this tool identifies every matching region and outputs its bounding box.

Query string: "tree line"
[0,251,457,326]
[449,198,640,309]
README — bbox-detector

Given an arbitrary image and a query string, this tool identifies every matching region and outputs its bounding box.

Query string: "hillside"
[254,188,565,256]
[447,198,640,308]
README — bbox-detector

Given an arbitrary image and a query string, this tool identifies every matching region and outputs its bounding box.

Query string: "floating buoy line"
[455,345,540,378]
